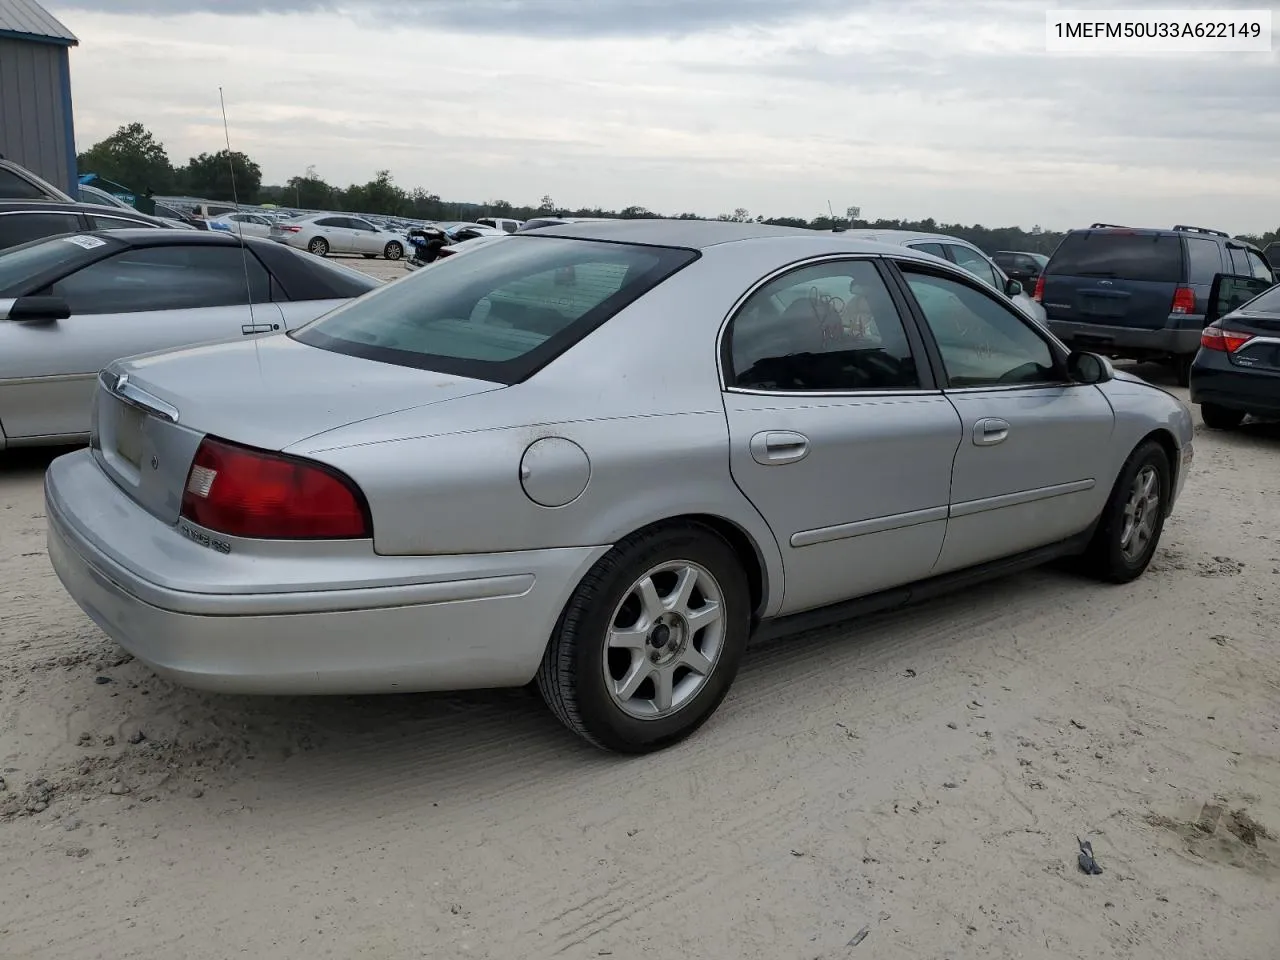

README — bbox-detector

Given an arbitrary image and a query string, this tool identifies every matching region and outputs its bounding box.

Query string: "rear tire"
[308,237,329,257]
[1078,440,1170,583]
[384,241,404,261]
[1173,355,1192,387]
[1200,403,1245,430]
[536,523,751,753]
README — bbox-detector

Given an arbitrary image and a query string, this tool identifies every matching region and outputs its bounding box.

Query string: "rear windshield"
[0,234,115,294]
[1047,231,1184,283]
[291,236,697,383]
[1238,283,1280,314]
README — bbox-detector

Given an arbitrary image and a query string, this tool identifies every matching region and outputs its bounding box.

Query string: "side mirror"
[1207,272,1274,324]
[1004,278,1024,297]
[1066,350,1114,385]
[0,295,71,323]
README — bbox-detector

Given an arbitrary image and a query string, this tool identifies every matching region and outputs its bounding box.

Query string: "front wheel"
[1078,440,1170,583]
[537,523,751,753]
[1200,403,1245,430]
[383,241,404,261]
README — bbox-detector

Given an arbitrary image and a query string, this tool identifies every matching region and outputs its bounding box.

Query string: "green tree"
[76,122,175,194]
[283,169,335,209]
[178,150,263,203]
[342,170,407,216]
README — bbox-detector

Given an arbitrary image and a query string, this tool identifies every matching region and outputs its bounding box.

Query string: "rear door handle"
[241,322,278,335]
[973,418,1009,446]
[749,430,810,465]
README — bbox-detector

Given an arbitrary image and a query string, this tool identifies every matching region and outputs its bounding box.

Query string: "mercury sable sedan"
[45,220,1194,753]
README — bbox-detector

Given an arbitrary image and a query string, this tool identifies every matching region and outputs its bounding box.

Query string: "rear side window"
[50,244,271,313]
[1047,232,1183,283]
[910,242,947,259]
[0,212,83,250]
[0,167,49,200]
[293,236,696,383]
[88,214,155,231]
[1184,237,1223,282]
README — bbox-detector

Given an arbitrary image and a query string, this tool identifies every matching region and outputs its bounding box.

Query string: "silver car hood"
[108,334,504,451]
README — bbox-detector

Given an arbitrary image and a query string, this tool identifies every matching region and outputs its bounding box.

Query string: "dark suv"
[1037,223,1274,385]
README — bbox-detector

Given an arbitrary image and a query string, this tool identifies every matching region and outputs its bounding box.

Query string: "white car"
[839,229,1048,326]
[207,212,274,239]
[270,214,409,261]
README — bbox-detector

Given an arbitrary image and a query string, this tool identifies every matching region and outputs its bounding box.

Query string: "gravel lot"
[1,254,1277,959]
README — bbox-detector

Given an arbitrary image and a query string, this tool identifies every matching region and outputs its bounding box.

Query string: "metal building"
[0,0,78,192]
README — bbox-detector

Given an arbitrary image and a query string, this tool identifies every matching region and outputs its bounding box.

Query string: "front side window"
[942,244,1000,289]
[293,236,696,383]
[726,259,920,392]
[50,245,271,314]
[903,268,1058,388]
[347,218,376,232]
[0,212,83,251]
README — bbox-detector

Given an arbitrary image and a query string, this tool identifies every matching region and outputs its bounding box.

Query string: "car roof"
[838,228,975,247]
[0,198,172,224]
[526,218,833,248]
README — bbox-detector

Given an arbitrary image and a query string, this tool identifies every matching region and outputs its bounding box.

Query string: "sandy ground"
[1,261,1277,958]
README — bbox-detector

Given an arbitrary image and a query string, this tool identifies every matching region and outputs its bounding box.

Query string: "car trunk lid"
[92,334,503,524]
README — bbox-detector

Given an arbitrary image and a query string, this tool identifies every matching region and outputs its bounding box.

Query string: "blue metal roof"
[0,0,78,45]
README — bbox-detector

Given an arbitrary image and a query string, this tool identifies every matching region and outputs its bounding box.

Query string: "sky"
[46,0,1279,233]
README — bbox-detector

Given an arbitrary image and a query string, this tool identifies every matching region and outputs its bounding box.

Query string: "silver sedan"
[45,220,1194,753]
[0,229,378,447]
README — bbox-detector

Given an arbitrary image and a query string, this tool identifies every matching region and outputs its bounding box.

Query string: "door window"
[903,269,1058,388]
[87,214,155,231]
[346,218,376,232]
[1226,246,1250,275]
[0,212,83,250]
[941,244,1000,289]
[0,168,49,200]
[910,242,947,259]
[1244,249,1274,282]
[314,217,344,228]
[726,260,921,392]
[49,245,271,314]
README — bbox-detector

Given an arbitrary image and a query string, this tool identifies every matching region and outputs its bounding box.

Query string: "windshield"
[0,234,114,294]
[292,236,697,383]
[1047,231,1183,283]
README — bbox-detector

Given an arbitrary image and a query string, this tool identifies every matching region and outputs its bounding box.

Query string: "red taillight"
[281,225,302,233]
[1171,286,1196,314]
[180,437,370,539]
[1032,275,1044,301]
[1200,324,1253,353]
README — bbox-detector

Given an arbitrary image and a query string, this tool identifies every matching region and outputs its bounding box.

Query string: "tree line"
[77,123,1278,255]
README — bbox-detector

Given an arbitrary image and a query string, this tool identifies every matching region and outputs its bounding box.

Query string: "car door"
[0,210,87,252]
[311,216,349,253]
[892,261,1115,573]
[721,256,962,616]
[346,217,382,254]
[0,243,282,439]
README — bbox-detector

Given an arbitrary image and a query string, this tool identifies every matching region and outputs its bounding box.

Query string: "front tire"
[308,237,329,257]
[537,523,751,753]
[1200,403,1245,430]
[384,241,404,261]
[1079,440,1170,583]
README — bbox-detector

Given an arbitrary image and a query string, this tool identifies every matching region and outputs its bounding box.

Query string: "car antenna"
[219,86,263,374]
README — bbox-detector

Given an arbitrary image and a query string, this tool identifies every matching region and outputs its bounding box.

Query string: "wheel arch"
[1138,427,1179,514]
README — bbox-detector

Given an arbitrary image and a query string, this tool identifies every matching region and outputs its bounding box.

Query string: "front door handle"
[973,418,1010,446]
[241,322,278,335]
[749,430,810,465]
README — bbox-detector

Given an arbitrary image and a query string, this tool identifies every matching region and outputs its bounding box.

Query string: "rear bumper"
[1047,319,1202,358]
[1189,353,1280,415]
[45,449,607,695]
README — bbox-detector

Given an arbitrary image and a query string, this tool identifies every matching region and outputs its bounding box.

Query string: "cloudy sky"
[47,0,1279,232]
